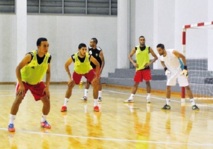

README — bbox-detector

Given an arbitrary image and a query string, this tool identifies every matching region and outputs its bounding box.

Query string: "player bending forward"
[156,43,199,110]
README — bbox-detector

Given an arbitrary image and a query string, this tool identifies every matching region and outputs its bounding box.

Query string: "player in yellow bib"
[124,36,158,103]
[8,38,52,132]
[61,43,101,112]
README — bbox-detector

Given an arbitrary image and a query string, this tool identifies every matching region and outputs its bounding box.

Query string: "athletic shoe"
[94,105,100,112]
[61,106,67,112]
[8,123,15,132]
[146,96,151,103]
[161,104,171,110]
[192,105,199,110]
[123,99,134,103]
[41,121,51,129]
[82,96,87,101]
[98,97,102,102]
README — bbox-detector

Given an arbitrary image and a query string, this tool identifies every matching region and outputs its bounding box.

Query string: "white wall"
[27,15,117,82]
[0,14,17,82]
[0,14,117,82]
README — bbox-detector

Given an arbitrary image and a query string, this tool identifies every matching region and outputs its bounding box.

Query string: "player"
[8,37,52,132]
[156,43,199,110]
[61,43,100,112]
[82,38,105,102]
[124,36,158,103]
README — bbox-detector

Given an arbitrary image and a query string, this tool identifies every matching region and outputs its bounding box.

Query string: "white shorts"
[166,71,189,87]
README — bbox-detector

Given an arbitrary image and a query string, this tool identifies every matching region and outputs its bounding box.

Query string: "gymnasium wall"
[0,14,117,82]
[133,0,213,69]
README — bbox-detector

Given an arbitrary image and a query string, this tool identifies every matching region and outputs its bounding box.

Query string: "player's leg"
[162,86,172,110]
[40,94,51,129]
[162,73,177,110]
[8,83,27,132]
[98,79,102,102]
[82,80,90,101]
[61,72,78,112]
[143,69,152,103]
[178,75,199,110]
[86,69,99,112]
[124,70,141,103]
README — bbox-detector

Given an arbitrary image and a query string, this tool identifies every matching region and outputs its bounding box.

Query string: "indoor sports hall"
[0,0,213,149]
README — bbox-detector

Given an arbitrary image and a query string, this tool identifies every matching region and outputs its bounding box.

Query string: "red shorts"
[134,69,151,83]
[16,82,46,101]
[73,69,95,84]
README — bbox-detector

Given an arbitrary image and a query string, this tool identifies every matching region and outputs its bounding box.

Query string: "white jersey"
[160,49,181,74]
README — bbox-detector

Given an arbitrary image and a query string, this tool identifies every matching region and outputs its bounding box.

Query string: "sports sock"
[190,98,196,106]
[166,98,170,105]
[98,91,102,98]
[41,115,47,122]
[84,89,88,97]
[9,114,15,124]
[94,99,98,106]
[129,94,134,100]
[63,98,69,106]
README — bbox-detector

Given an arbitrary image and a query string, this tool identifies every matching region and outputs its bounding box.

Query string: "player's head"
[139,36,145,46]
[37,37,49,54]
[156,43,165,56]
[78,43,87,57]
[90,38,98,48]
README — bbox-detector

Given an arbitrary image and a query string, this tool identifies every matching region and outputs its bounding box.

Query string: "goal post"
[181,21,213,100]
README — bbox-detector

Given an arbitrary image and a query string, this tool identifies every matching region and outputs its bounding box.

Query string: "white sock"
[190,98,196,106]
[129,94,134,100]
[63,98,69,106]
[98,91,102,98]
[84,89,88,97]
[94,99,98,106]
[41,115,47,122]
[9,114,15,124]
[166,98,170,105]
[146,93,151,100]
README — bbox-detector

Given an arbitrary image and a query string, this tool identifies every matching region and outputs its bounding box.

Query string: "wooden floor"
[1,84,213,149]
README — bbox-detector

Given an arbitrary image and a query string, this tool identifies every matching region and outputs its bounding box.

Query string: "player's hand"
[43,87,50,99]
[144,63,150,68]
[16,83,25,96]
[133,63,138,68]
[181,69,188,77]
[165,70,171,76]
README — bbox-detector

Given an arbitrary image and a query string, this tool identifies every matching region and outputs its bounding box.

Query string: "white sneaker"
[123,99,134,103]
[146,97,151,103]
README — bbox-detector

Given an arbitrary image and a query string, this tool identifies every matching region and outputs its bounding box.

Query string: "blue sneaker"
[8,123,15,132]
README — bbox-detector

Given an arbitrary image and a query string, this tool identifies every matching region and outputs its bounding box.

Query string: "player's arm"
[128,48,137,67]
[16,53,32,95]
[173,50,188,76]
[146,47,158,67]
[173,50,187,66]
[64,57,73,80]
[99,50,105,74]
[45,64,51,88]
[160,60,171,75]
[90,56,100,78]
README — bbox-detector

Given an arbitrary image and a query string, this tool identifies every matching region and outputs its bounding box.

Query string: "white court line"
[0,128,213,147]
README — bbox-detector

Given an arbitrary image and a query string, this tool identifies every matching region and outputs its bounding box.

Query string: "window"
[0,0,15,13]
[27,0,117,15]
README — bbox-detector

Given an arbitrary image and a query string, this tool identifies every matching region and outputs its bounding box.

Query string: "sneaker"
[192,105,199,110]
[94,105,100,112]
[162,104,171,110]
[98,97,102,102]
[146,96,151,103]
[82,96,87,101]
[8,123,15,132]
[123,99,134,103]
[41,121,51,129]
[61,106,67,112]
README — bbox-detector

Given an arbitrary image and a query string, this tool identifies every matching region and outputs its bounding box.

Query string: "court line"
[0,128,213,147]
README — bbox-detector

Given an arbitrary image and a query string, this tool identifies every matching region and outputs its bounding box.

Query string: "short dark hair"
[139,36,145,39]
[37,37,47,46]
[91,38,98,44]
[78,43,87,49]
[157,43,165,49]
